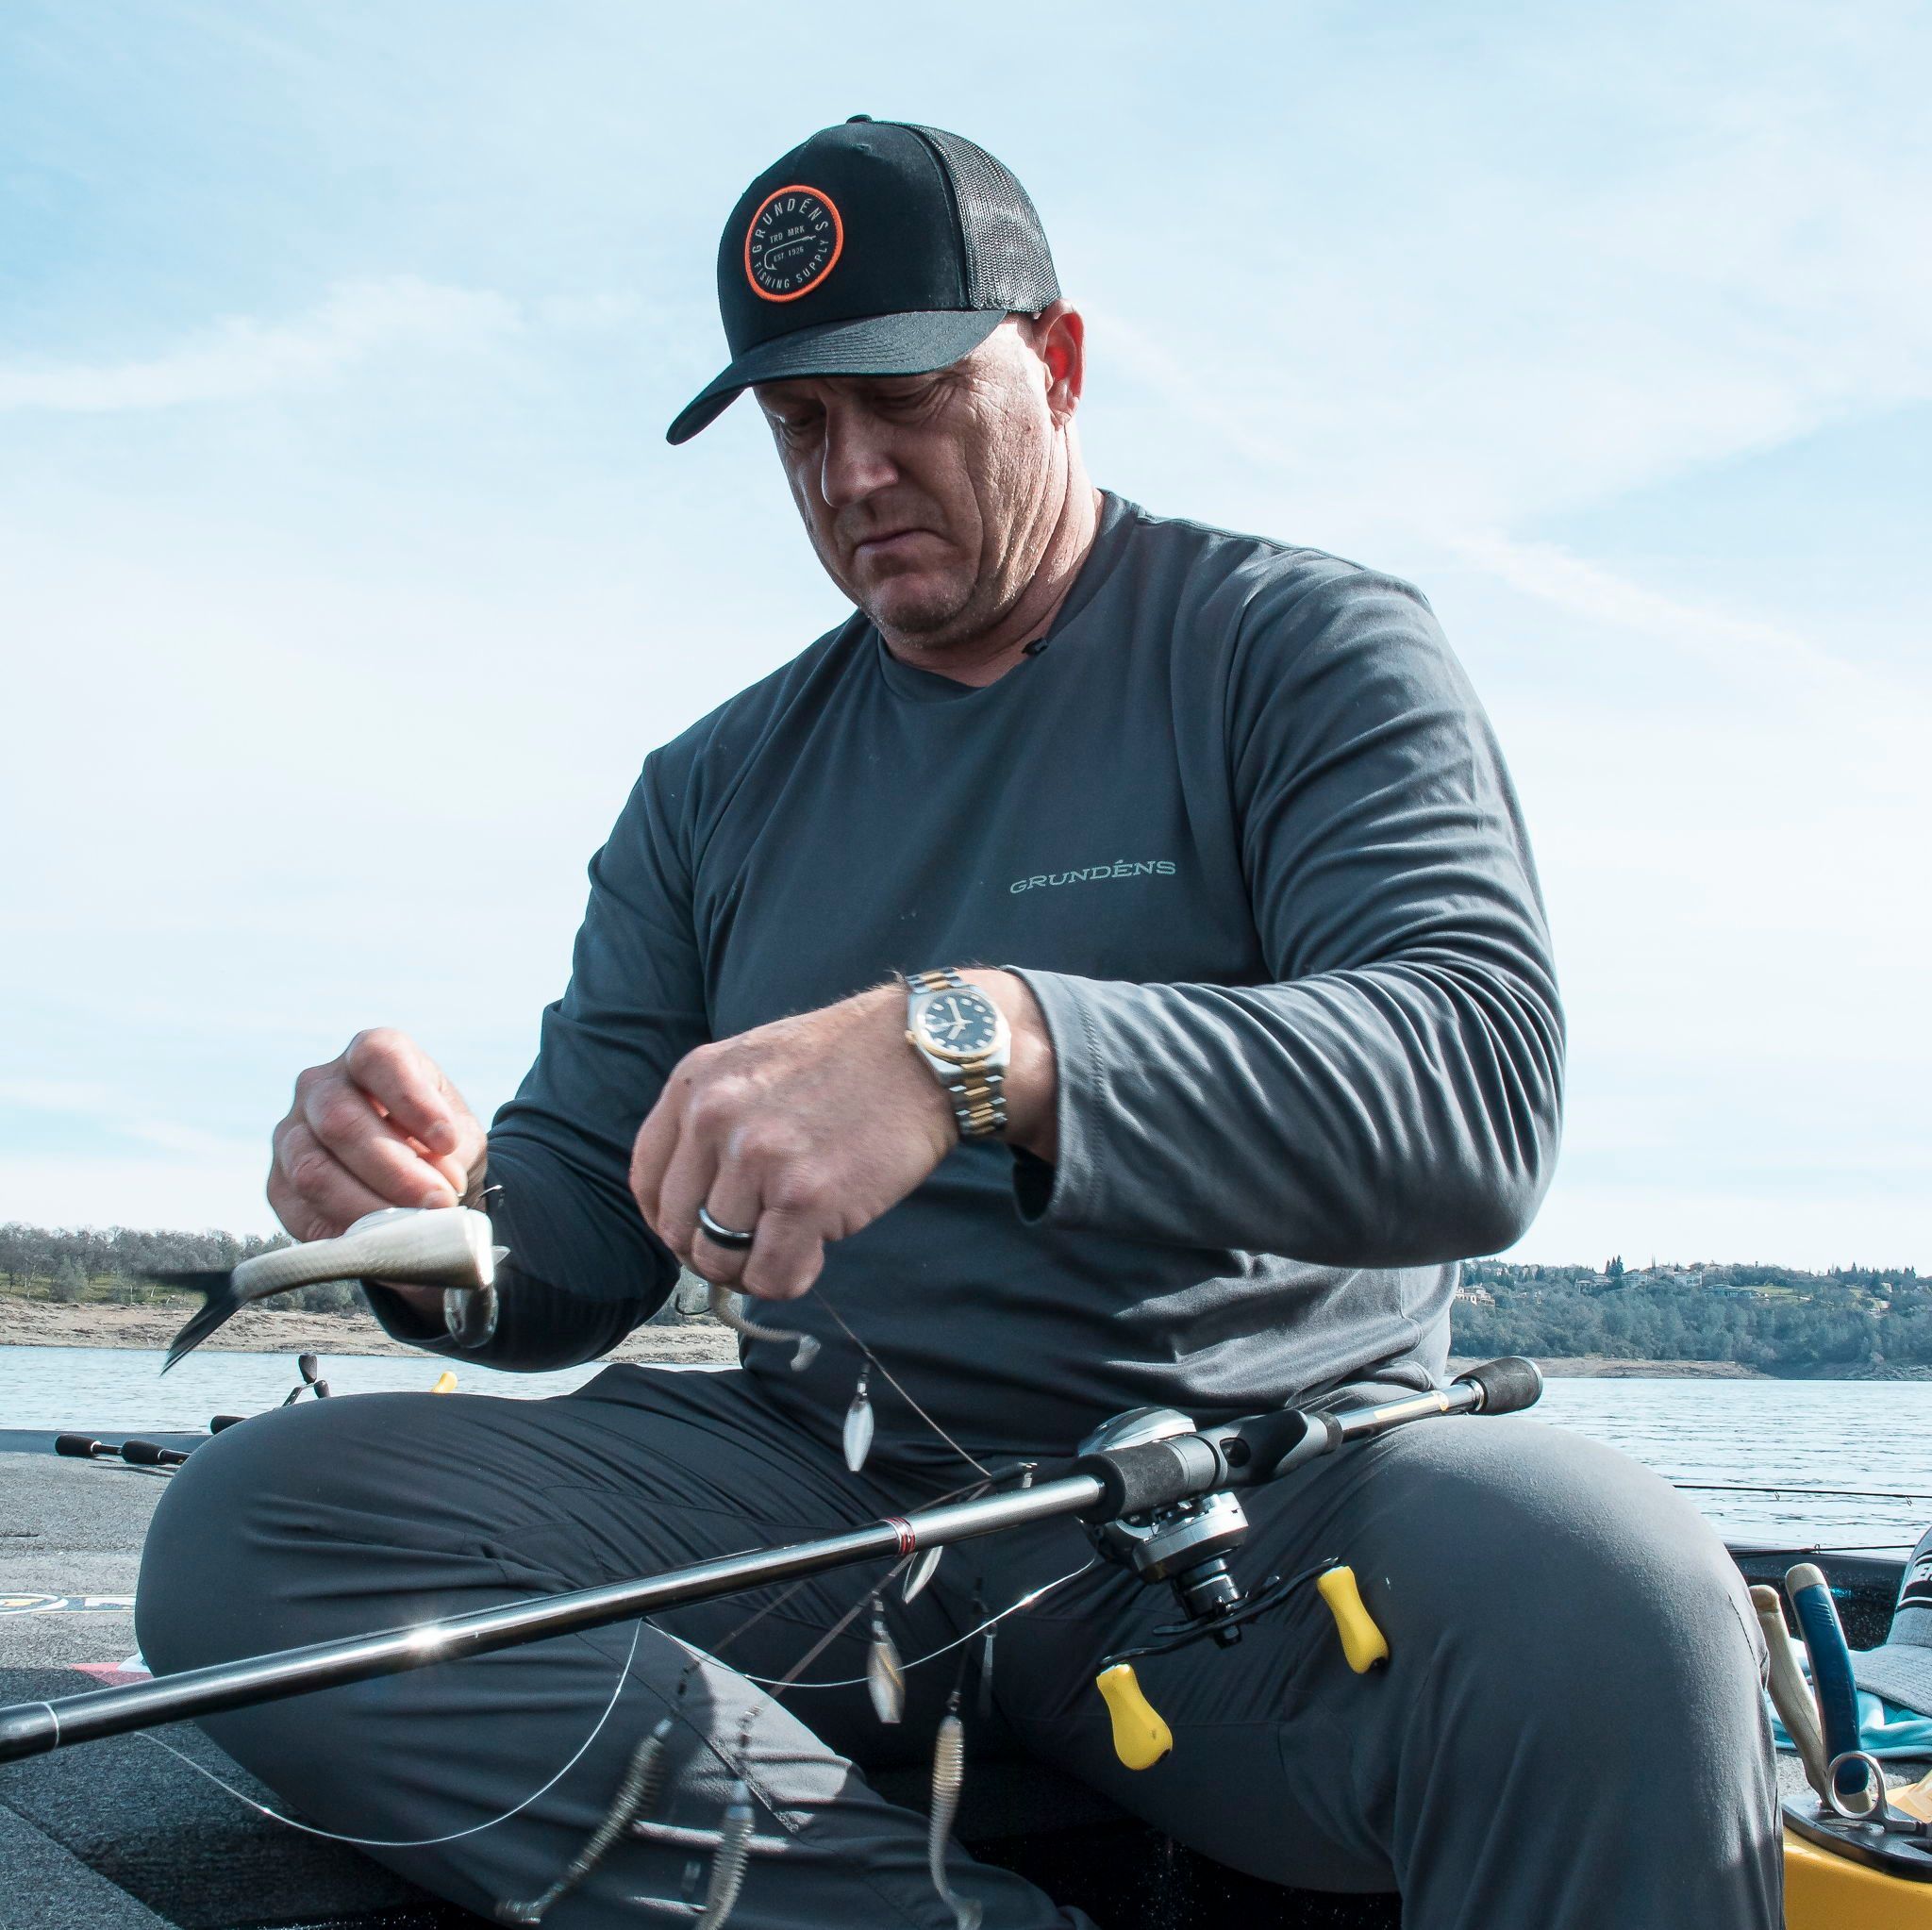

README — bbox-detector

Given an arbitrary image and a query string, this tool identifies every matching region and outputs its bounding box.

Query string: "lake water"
[2,1346,1927,1555]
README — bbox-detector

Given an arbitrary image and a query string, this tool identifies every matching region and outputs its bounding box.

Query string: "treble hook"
[708,1282,820,1371]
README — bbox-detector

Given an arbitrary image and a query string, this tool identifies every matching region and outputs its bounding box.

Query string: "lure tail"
[151,1271,247,1373]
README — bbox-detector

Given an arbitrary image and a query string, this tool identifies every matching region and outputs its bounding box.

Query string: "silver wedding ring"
[696,1203,758,1252]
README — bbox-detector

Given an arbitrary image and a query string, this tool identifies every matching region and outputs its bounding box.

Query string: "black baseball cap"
[666,117,1060,445]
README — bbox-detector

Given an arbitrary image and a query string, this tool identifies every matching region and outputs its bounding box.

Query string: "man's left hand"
[629,970,1055,1302]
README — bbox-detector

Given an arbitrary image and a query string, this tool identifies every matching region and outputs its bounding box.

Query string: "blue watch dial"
[918,990,998,1056]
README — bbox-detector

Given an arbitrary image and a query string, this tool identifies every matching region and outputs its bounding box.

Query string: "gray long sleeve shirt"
[378,492,1564,1458]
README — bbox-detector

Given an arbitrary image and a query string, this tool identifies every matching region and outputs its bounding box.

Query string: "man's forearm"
[1005,960,1563,1268]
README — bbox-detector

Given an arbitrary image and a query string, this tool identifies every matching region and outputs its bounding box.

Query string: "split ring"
[696,1204,758,1252]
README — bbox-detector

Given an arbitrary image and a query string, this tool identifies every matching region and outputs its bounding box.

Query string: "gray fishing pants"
[134,1365,1781,1929]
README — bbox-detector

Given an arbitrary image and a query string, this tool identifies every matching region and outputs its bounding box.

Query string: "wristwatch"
[905,967,1011,1140]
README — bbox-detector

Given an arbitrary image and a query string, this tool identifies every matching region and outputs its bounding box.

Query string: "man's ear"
[1032,302,1086,425]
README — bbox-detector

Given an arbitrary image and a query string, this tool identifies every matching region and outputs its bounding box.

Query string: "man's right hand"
[268,1029,487,1243]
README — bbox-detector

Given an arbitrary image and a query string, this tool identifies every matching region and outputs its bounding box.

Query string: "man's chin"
[858,573,974,642]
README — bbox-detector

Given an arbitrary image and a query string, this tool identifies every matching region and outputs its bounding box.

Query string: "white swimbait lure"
[706,1282,820,1371]
[928,1706,981,1930]
[495,1717,673,1925]
[154,1206,505,1371]
[692,1782,755,1930]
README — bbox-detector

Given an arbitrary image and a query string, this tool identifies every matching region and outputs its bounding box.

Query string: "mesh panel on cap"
[911,125,1060,312]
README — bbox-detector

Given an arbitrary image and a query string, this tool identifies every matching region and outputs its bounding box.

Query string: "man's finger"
[270,1121,395,1236]
[627,1090,683,1232]
[653,1123,724,1272]
[342,1028,463,1156]
[299,1076,460,1209]
[737,1207,823,1304]
[688,1156,764,1289]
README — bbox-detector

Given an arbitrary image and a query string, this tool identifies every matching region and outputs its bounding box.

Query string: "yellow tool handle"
[1317,1566,1390,1673]
[1095,1663,1174,1771]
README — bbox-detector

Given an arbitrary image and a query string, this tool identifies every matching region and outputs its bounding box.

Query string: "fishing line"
[736,1556,1098,1690]
[815,1293,995,1481]
[1669,1479,1932,1504]
[138,1615,644,1850]
[658,1473,995,1700]
[766,1554,917,1694]
[1734,1541,1918,1556]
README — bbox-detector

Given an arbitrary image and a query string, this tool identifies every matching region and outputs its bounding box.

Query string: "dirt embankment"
[0,1296,739,1365]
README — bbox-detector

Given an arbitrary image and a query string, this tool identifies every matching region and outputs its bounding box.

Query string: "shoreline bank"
[3,1303,1918,1377]
[0,1298,740,1365]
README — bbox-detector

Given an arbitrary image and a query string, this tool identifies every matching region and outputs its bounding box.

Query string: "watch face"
[917,989,999,1057]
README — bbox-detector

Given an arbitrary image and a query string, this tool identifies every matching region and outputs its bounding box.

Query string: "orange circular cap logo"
[744,185,844,303]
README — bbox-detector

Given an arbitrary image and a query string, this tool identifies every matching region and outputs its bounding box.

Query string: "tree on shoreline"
[3,1224,1924,1361]
[0,1223,361,1314]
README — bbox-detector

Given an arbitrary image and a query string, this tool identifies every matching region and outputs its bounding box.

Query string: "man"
[138,119,1778,1928]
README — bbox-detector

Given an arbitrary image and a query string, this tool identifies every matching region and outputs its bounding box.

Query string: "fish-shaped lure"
[927,1706,982,1930]
[707,1282,820,1372]
[148,1206,505,1371]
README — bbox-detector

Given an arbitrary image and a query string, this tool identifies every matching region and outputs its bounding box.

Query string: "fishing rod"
[0,1356,1541,1766]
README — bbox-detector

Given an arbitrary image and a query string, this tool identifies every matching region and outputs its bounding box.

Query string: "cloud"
[0,277,522,413]
[0,1080,256,1164]
[1443,530,1919,718]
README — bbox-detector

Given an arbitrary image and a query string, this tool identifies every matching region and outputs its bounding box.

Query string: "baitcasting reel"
[1075,1401,1396,1772]
[1078,1407,1254,1644]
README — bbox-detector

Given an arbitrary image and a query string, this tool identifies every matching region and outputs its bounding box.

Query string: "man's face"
[754,319,1069,652]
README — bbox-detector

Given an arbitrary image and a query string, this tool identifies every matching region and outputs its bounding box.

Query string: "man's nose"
[817,406,896,508]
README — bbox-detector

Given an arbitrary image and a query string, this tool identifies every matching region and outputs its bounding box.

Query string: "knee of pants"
[135,1393,420,1677]
[1356,1420,1765,1767]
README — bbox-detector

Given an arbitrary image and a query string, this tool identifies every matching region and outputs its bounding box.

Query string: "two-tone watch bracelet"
[906,966,1008,1139]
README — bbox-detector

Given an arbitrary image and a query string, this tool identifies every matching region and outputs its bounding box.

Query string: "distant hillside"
[1455,1258,1928,1372]
[3,1224,1924,1368]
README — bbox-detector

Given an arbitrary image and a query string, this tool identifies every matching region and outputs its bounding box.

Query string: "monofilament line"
[817,1293,995,1480]
[139,1617,644,1849]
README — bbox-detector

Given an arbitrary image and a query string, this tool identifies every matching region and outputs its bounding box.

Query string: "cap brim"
[666,308,1007,445]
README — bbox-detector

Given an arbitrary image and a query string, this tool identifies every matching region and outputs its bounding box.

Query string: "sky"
[2,1,1927,1268]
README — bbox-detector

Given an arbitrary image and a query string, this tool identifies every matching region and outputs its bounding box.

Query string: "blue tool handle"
[1786,1563,1869,1802]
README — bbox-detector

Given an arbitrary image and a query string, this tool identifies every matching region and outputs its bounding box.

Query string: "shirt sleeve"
[1008,567,1565,1269]
[367,750,708,1370]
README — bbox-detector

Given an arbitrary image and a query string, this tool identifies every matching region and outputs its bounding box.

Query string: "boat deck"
[0,1438,1909,1929]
